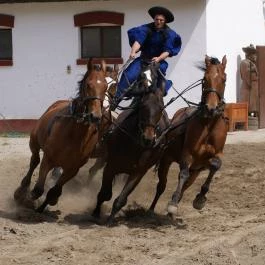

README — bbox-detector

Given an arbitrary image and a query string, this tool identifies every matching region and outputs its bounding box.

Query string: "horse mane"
[196,57,221,72]
[76,71,89,98]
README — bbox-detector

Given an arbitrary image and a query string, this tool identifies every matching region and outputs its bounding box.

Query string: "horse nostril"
[141,135,155,148]
[206,104,216,112]
[90,113,101,124]
[205,104,219,117]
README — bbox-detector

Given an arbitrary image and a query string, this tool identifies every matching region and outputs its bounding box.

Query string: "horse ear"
[222,55,227,68]
[114,64,119,73]
[87,58,93,72]
[101,60,106,73]
[205,55,211,66]
[159,80,167,96]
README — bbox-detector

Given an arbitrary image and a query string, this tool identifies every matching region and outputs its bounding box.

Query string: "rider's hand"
[152,57,160,63]
[129,52,137,59]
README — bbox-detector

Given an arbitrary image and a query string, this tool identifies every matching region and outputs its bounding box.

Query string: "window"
[0,14,14,66]
[74,11,124,65]
[0,29,12,60]
[81,26,121,58]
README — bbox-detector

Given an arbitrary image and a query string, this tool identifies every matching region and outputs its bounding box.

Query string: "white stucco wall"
[0,0,206,119]
[206,0,265,103]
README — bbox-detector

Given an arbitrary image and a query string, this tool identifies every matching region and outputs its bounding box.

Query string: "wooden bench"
[224,102,248,132]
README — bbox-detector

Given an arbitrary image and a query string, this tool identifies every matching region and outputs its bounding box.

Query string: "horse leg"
[92,163,115,218]
[107,173,143,225]
[149,157,171,212]
[14,138,40,203]
[88,156,106,180]
[193,157,222,210]
[30,154,53,200]
[51,167,62,180]
[167,161,190,217]
[36,168,78,213]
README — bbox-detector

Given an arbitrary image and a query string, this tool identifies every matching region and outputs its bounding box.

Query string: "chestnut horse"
[149,55,228,218]
[51,64,119,179]
[92,61,170,224]
[14,59,108,212]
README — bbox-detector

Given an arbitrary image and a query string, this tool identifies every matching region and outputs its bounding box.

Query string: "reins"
[105,57,226,150]
[157,69,202,109]
[101,110,142,145]
[112,59,202,112]
[104,59,204,147]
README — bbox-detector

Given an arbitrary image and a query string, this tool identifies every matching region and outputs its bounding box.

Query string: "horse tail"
[29,132,40,155]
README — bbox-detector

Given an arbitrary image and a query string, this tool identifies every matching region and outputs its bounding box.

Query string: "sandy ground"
[0,129,265,265]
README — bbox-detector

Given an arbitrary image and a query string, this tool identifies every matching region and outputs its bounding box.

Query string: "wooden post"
[256,46,265,128]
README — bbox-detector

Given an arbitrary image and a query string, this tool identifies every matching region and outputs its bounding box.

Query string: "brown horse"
[50,64,120,179]
[14,59,108,212]
[149,55,228,218]
[92,61,170,224]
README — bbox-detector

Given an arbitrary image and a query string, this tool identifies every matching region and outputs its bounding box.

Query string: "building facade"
[0,0,264,131]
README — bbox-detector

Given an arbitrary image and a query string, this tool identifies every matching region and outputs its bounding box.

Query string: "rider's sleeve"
[127,24,150,47]
[163,30,182,57]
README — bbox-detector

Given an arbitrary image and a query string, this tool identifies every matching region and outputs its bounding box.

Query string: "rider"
[111,6,182,110]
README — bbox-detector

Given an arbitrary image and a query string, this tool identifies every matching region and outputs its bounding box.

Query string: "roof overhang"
[0,0,112,3]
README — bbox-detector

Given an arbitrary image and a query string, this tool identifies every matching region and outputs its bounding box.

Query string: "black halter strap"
[202,87,223,101]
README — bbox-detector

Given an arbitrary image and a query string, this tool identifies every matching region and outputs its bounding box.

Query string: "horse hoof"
[193,194,207,210]
[147,209,155,217]
[14,186,35,209]
[106,216,116,227]
[167,203,179,221]
[167,203,178,217]
[23,197,35,209]
[36,204,46,213]
[91,208,101,219]
[14,186,28,201]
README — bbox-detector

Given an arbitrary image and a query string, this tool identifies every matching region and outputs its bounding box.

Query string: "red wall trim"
[0,60,13,66]
[0,119,37,133]
[77,58,123,65]
[74,11,124,27]
[0,14,15,28]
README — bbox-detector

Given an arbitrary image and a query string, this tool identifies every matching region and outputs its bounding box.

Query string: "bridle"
[200,75,226,116]
[110,63,164,147]
[66,71,107,124]
[69,96,104,123]
[136,89,164,147]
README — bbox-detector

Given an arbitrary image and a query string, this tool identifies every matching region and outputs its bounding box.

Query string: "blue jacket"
[116,23,182,98]
[128,23,181,59]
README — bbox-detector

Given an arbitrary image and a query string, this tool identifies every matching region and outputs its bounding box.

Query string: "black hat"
[148,6,174,23]
[242,44,256,54]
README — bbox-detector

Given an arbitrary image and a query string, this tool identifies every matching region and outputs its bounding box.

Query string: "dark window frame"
[0,14,14,66]
[80,26,121,58]
[74,11,124,65]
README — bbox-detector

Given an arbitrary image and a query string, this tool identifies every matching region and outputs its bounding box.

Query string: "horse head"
[138,88,165,147]
[74,58,108,125]
[103,64,119,109]
[126,61,160,98]
[201,55,227,117]
[140,61,160,93]
[135,62,165,147]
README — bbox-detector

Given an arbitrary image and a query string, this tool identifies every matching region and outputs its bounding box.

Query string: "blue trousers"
[115,57,172,98]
